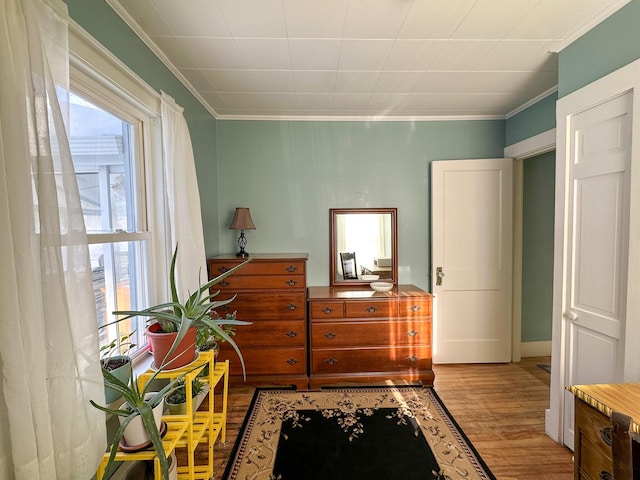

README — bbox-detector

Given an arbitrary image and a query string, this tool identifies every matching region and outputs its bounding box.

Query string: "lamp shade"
[229,207,256,230]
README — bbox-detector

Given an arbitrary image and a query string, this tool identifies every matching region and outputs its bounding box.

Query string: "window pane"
[69,93,137,233]
[70,91,148,356]
[92,241,147,356]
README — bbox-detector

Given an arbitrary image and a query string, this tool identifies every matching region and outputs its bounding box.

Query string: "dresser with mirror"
[307,208,434,389]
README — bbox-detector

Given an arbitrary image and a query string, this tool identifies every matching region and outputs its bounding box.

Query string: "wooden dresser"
[207,253,308,389]
[307,285,434,390]
[569,383,640,480]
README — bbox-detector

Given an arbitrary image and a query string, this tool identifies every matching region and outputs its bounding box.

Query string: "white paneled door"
[560,92,632,449]
[431,159,513,364]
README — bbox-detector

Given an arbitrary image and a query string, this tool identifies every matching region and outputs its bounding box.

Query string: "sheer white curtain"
[0,0,106,478]
[160,92,207,296]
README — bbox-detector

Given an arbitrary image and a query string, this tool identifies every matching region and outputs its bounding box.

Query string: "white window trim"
[69,21,172,371]
[68,19,171,348]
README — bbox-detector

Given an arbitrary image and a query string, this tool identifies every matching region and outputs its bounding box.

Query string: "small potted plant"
[112,245,252,375]
[165,377,205,416]
[196,310,238,355]
[100,331,136,404]
[91,363,186,480]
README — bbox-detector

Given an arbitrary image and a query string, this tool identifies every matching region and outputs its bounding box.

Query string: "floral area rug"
[222,386,496,480]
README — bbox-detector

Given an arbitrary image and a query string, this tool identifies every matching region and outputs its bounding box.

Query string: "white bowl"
[361,274,380,281]
[370,281,393,292]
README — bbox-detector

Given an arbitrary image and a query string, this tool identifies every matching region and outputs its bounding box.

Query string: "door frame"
[548,57,640,445]
[504,128,557,362]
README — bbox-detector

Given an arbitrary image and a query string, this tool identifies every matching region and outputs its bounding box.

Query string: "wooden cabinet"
[207,254,308,390]
[307,285,434,389]
[569,383,640,480]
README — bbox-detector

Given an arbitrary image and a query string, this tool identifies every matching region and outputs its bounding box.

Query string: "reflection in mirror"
[330,208,398,286]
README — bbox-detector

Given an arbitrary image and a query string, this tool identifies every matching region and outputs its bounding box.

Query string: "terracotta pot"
[146,323,197,370]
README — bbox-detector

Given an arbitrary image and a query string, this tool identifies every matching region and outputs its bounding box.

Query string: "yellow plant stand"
[96,352,229,480]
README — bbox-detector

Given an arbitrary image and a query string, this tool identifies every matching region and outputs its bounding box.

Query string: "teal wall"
[505,92,557,146]
[216,120,505,287]
[559,0,640,98]
[521,152,555,342]
[63,0,221,255]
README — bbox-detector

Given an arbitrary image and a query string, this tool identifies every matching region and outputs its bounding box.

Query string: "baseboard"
[520,340,552,357]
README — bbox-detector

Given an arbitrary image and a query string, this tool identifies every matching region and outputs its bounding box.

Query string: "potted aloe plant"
[100,331,136,404]
[91,362,187,480]
[112,245,252,375]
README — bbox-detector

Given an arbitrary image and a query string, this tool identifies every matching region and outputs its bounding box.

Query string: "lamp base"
[236,249,249,258]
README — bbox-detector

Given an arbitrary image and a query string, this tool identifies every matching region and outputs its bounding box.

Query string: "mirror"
[330,208,398,286]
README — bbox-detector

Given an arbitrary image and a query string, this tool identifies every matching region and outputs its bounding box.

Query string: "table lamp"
[229,207,256,257]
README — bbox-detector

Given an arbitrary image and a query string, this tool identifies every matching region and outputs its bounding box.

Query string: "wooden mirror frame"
[329,208,398,286]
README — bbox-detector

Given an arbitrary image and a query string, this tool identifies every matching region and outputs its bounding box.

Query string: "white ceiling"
[108,0,629,120]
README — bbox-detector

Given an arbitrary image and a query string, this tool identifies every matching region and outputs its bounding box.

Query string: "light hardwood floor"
[206,357,574,480]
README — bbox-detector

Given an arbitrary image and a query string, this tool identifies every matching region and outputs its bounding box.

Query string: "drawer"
[311,320,431,347]
[220,347,307,375]
[216,292,306,319]
[398,298,432,317]
[219,320,306,347]
[309,301,345,319]
[576,399,612,462]
[345,300,397,318]
[579,434,613,480]
[211,274,305,290]
[311,346,432,374]
[209,260,306,277]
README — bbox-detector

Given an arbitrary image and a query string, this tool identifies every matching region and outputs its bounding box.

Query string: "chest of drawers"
[307,285,434,389]
[569,383,640,480]
[208,254,308,389]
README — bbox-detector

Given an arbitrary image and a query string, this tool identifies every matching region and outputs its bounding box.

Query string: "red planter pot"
[146,323,197,369]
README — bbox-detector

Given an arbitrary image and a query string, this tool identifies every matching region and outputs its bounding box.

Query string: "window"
[68,22,170,362]
[69,90,151,358]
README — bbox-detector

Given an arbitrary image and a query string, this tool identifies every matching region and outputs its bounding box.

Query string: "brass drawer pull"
[324,358,338,365]
[286,279,298,286]
[286,303,298,310]
[411,305,421,312]
[287,358,299,365]
[407,355,419,363]
[286,331,298,338]
[217,266,230,273]
[366,306,378,313]
[219,280,230,287]
[599,427,612,446]
[324,332,337,340]
[407,330,418,337]
[286,265,298,272]
[322,307,334,314]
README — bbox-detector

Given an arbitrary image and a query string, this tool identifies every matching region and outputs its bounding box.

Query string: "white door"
[431,159,513,363]
[561,92,632,449]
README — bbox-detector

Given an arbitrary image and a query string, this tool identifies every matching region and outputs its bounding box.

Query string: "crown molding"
[506,86,558,119]
[215,113,506,122]
[105,0,219,119]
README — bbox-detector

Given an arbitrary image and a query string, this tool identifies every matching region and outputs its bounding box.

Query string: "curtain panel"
[0,0,106,478]
[160,92,207,298]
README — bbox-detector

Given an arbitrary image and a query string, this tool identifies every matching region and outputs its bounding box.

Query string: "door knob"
[436,267,445,286]
[566,311,579,322]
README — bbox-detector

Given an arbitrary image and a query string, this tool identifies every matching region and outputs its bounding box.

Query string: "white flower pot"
[119,393,164,447]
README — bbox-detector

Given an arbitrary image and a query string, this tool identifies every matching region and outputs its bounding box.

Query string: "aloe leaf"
[138,402,170,480]
[101,413,136,480]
